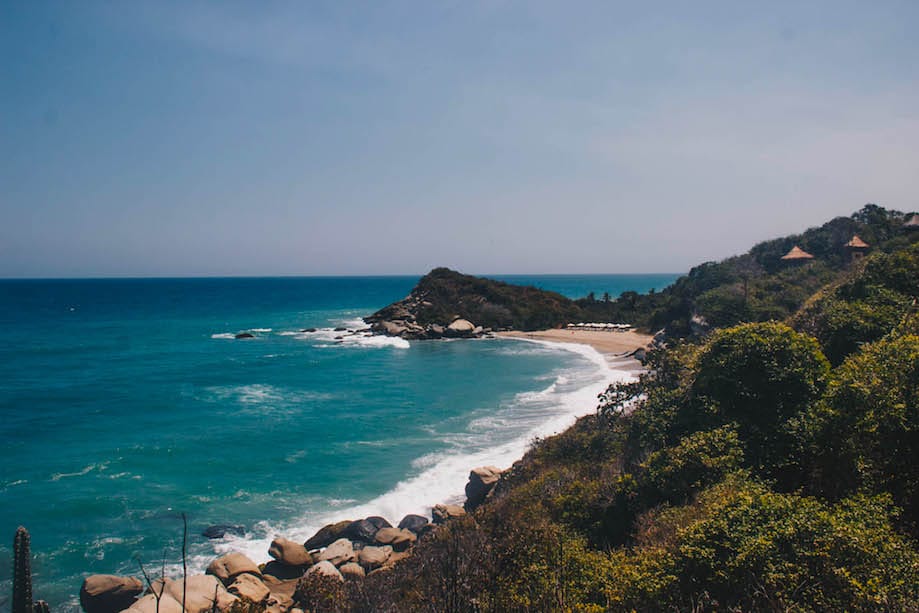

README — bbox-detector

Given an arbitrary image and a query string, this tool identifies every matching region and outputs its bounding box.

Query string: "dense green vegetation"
[368,267,584,330]
[313,206,919,611]
[580,204,919,338]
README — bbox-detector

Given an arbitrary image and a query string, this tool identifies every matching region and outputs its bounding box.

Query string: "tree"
[691,322,830,479]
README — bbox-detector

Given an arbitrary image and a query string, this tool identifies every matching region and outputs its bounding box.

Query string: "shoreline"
[497,328,652,376]
[72,333,649,611]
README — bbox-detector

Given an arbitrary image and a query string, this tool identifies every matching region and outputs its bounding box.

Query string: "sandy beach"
[497,328,653,373]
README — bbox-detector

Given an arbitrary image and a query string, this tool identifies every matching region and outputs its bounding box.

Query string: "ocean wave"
[50,462,108,482]
[289,327,410,349]
[210,333,236,339]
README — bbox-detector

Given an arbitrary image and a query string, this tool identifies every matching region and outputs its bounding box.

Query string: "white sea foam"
[249,328,273,333]
[211,333,236,339]
[290,327,410,349]
[197,337,637,568]
[51,462,108,482]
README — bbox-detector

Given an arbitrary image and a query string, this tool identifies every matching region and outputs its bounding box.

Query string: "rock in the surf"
[79,574,144,613]
[234,332,255,339]
[343,518,379,543]
[365,516,392,531]
[304,520,352,550]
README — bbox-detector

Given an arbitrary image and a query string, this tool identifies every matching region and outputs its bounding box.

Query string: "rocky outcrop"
[364,267,582,340]
[373,528,416,551]
[304,561,342,582]
[79,575,143,613]
[464,466,503,511]
[357,545,392,571]
[338,563,365,580]
[201,525,245,540]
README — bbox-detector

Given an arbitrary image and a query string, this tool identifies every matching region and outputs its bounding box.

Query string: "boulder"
[365,516,392,531]
[445,319,475,337]
[357,545,392,570]
[201,525,245,540]
[305,561,342,582]
[397,514,430,534]
[123,593,184,613]
[373,528,416,551]
[301,328,317,333]
[334,327,347,332]
[149,575,238,613]
[261,561,307,581]
[206,553,262,584]
[304,520,351,550]
[261,575,298,609]
[315,538,356,566]
[79,574,143,613]
[464,465,503,511]
[432,504,466,524]
[338,563,365,580]
[227,574,270,604]
[343,518,379,543]
[268,537,313,566]
[234,332,254,339]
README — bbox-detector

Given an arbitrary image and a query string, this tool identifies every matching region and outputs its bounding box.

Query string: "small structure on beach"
[845,235,870,262]
[903,214,919,232]
[780,245,815,264]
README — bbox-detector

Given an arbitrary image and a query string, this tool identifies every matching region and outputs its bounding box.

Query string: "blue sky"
[2,1,918,277]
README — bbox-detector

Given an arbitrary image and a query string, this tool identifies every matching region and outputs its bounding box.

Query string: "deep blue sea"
[0,273,678,610]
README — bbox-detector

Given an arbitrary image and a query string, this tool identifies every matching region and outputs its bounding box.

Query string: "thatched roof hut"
[845,235,869,250]
[904,214,919,231]
[780,245,815,261]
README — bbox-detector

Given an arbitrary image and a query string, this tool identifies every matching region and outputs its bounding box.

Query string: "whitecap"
[210,333,236,340]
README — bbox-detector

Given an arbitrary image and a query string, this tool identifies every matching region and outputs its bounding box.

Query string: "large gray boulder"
[206,553,262,584]
[464,465,503,510]
[304,561,343,582]
[142,576,238,613]
[343,518,379,543]
[268,537,313,566]
[303,520,351,550]
[315,538,356,567]
[357,545,392,571]
[227,574,270,604]
[80,574,143,613]
[397,514,430,534]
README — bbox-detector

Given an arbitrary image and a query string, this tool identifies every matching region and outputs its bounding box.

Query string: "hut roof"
[846,235,869,249]
[904,214,919,229]
[781,245,815,260]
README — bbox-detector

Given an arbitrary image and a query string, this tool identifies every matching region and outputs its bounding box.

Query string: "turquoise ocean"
[0,274,679,610]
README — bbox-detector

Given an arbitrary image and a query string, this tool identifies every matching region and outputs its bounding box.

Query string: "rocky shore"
[78,467,504,613]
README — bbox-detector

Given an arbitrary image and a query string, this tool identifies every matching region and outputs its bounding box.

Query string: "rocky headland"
[364,267,584,340]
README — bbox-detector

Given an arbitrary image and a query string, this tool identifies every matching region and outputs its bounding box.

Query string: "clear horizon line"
[0,270,686,282]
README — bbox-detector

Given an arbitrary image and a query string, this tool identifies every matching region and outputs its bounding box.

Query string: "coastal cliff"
[364,267,583,339]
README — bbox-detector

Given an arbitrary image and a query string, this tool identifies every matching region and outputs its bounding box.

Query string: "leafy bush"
[609,477,919,611]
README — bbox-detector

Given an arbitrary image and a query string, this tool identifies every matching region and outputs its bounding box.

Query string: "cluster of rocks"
[78,467,503,613]
[369,317,493,341]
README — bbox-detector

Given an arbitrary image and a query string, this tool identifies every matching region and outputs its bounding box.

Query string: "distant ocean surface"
[0,273,679,610]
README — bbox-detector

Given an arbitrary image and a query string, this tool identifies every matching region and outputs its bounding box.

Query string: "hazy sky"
[2,1,918,277]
